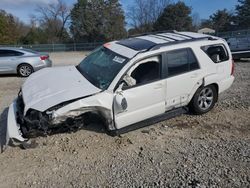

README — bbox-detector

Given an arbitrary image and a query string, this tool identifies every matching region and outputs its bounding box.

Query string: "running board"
[109,107,189,136]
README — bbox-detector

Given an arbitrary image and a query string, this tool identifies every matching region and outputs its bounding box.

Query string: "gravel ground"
[0,53,249,188]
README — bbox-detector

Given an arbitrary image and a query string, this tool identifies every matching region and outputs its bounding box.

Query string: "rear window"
[21,48,39,54]
[201,44,229,63]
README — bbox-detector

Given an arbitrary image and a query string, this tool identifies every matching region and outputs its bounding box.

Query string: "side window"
[14,51,24,56]
[0,50,23,57]
[166,48,199,77]
[167,49,188,77]
[201,44,229,63]
[127,56,161,86]
[0,50,5,57]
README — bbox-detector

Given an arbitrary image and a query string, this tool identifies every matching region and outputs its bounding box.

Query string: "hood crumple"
[22,66,101,114]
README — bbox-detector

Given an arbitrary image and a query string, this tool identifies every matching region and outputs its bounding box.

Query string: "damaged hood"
[22,66,101,114]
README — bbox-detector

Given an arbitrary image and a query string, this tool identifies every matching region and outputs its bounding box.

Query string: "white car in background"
[6,31,234,145]
[0,47,52,77]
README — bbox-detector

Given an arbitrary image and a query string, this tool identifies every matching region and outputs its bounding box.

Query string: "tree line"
[0,0,249,45]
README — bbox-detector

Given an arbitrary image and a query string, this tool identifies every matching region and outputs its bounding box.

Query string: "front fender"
[52,92,115,130]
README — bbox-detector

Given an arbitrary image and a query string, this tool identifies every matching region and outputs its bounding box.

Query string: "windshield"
[77,46,129,90]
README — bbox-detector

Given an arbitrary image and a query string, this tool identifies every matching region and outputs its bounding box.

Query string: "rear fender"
[186,78,204,104]
[187,74,219,104]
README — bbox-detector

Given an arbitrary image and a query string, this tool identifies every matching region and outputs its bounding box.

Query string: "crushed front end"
[6,93,94,145]
[7,93,56,144]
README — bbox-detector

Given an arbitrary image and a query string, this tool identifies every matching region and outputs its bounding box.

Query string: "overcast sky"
[0,0,238,24]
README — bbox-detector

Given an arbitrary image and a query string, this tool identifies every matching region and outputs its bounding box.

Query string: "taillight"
[40,55,49,60]
[231,59,235,75]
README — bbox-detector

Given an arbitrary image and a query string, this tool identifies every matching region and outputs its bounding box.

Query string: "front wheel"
[18,64,34,77]
[189,85,218,115]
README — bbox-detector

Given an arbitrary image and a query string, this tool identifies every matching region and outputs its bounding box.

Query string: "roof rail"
[156,34,178,41]
[173,32,195,39]
[129,30,199,40]
[149,36,217,51]
[129,30,177,38]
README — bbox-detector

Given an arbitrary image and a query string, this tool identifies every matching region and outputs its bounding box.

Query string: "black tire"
[189,85,218,115]
[17,64,34,77]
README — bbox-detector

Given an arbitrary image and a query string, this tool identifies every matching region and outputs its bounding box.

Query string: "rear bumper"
[219,76,235,94]
[6,100,26,144]
[33,59,52,71]
[44,59,52,67]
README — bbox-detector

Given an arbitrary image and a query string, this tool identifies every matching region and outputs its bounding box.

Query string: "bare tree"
[35,0,71,43]
[127,0,171,34]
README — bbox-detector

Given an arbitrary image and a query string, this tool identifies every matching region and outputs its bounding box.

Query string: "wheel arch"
[81,107,114,131]
[50,92,115,132]
[17,62,34,72]
[16,63,34,77]
[188,78,219,105]
[204,82,219,102]
[53,106,115,132]
[188,82,219,114]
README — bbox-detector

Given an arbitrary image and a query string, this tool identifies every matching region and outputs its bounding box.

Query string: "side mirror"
[114,93,128,113]
[123,74,136,87]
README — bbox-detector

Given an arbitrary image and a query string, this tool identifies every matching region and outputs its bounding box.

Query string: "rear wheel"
[18,64,33,77]
[189,85,218,115]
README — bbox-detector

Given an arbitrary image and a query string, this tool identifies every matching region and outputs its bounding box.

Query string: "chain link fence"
[0,42,103,52]
[2,29,250,52]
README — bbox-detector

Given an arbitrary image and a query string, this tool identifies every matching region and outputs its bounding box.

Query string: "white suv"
[7,31,234,144]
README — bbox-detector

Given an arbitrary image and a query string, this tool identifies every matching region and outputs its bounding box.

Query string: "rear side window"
[166,48,199,77]
[0,50,23,57]
[21,49,38,54]
[201,44,229,63]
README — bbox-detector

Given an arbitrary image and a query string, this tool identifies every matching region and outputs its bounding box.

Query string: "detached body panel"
[7,100,26,144]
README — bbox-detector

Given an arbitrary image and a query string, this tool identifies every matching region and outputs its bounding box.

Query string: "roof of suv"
[107,31,219,58]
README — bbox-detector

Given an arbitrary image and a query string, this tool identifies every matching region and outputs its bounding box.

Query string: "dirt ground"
[0,52,249,187]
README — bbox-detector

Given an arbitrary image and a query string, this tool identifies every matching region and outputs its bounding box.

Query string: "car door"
[164,48,202,110]
[0,50,20,73]
[114,55,166,129]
